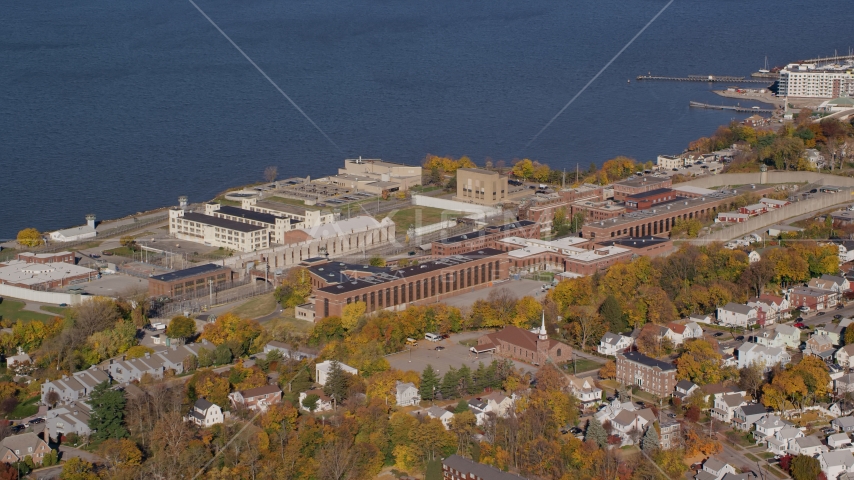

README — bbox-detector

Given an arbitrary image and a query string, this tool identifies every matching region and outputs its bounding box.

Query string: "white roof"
[301,216,387,240]
[760,198,789,206]
[316,360,357,375]
[500,236,589,258]
[0,261,95,286]
[53,225,95,237]
[719,212,750,219]
[565,245,630,262]
[672,185,716,195]
[822,451,854,469]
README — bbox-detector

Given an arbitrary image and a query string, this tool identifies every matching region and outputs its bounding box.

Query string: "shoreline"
[712,90,825,110]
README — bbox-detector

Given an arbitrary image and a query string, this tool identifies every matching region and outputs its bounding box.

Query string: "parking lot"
[63,274,148,297]
[385,331,538,377]
[439,279,549,309]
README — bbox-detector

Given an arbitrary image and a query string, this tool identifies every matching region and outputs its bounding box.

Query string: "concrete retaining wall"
[411,195,502,220]
[0,285,89,305]
[413,220,457,236]
[681,171,854,189]
[701,189,854,241]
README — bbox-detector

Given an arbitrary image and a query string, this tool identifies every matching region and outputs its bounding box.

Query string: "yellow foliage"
[16,228,43,247]
[341,301,366,331]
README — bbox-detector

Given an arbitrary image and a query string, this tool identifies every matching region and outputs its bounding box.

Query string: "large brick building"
[16,251,75,264]
[594,236,674,258]
[616,351,677,398]
[624,188,679,211]
[613,176,672,202]
[475,316,571,366]
[518,194,570,235]
[431,221,539,257]
[148,264,234,298]
[313,248,510,318]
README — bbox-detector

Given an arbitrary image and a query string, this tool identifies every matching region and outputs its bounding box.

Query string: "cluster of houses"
[413,392,516,430]
[597,320,705,356]
[716,197,791,224]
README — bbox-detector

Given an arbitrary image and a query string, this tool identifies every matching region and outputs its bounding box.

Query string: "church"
[475,314,571,366]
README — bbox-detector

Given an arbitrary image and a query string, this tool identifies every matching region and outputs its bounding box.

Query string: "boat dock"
[689,101,775,113]
[637,74,773,84]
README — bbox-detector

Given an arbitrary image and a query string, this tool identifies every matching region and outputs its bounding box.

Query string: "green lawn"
[263,311,314,335]
[0,299,55,322]
[563,358,602,374]
[759,452,775,459]
[7,396,39,420]
[214,197,241,207]
[378,206,462,227]
[744,453,760,462]
[40,305,68,316]
[231,293,278,319]
[102,246,138,258]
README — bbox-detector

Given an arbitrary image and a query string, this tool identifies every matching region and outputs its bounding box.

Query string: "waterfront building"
[49,215,97,243]
[169,208,269,253]
[613,175,672,202]
[778,62,854,98]
[241,197,335,229]
[455,168,509,206]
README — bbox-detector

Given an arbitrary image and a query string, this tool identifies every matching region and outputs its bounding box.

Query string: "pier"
[689,101,775,113]
[636,75,774,84]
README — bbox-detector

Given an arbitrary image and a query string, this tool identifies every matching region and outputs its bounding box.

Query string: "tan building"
[475,315,570,366]
[169,208,269,253]
[455,168,509,206]
[241,197,335,229]
[518,194,570,234]
[0,432,51,465]
[613,176,672,202]
[324,158,422,193]
[616,351,677,398]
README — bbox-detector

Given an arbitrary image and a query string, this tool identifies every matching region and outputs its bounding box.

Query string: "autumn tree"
[165,316,196,344]
[263,165,278,183]
[98,438,143,476]
[200,313,263,356]
[599,360,616,380]
[368,256,386,267]
[790,454,821,480]
[16,228,43,247]
[341,301,366,331]
[275,267,313,308]
[60,457,98,480]
[675,339,731,385]
[738,362,766,399]
[740,258,776,297]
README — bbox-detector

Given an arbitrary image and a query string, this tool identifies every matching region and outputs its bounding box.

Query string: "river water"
[1,0,850,238]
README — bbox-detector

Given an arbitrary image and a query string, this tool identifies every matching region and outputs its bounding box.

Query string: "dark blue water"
[1,0,850,239]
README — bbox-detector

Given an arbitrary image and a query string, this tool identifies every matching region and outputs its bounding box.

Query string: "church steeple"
[538,311,548,341]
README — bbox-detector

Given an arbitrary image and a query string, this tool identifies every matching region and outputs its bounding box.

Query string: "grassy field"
[0,299,55,322]
[378,206,461,227]
[40,305,68,316]
[263,312,314,335]
[214,197,241,207]
[230,293,278,319]
[564,357,602,373]
[7,396,39,420]
[102,246,137,258]
[266,196,320,210]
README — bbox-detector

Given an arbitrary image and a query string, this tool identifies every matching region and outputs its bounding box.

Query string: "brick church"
[476,314,571,366]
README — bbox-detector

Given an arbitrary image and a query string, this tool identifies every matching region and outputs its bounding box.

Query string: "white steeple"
[538,311,548,340]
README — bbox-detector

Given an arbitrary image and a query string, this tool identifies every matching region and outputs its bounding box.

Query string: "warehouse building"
[147,264,234,298]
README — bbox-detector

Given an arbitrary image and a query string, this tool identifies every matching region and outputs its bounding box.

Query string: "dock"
[637,75,774,84]
[689,101,775,113]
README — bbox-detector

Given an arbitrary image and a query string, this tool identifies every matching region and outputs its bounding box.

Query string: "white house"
[674,380,699,401]
[480,392,515,418]
[766,426,804,456]
[611,409,656,446]
[837,344,854,369]
[837,241,854,264]
[819,450,854,480]
[315,360,358,386]
[809,275,851,295]
[790,435,826,456]
[748,251,761,263]
[298,389,333,413]
[426,406,455,429]
[594,397,637,423]
[732,403,767,431]
[718,303,757,327]
[754,325,800,350]
[816,324,846,346]
[395,381,420,407]
[711,393,746,423]
[835,374,854,394]
[834,417,854,433]
[683,322,704,340]
[598,332,633,356]
[737,343,791,370]
[753,414,792,443]
[829,433,852,449]
[568,375,603,408]
[690,314,713,324]
[696,458,736,480]
[185,399,224,427]
[5,350,31,369]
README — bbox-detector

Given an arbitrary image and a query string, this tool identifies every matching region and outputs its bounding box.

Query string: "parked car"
[817,311,826,316]
[794,322,806,328]
[796,317,804,322]
[838,304,846,309]
[434,346,445,351]
[569,427,583,436]
[714,332,724,337]
[29,418,43,424]
[736,336,744,341]
[835,314,843,319]
[667,413,676,418]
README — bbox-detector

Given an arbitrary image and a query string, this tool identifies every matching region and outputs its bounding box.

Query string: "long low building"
[169,208,269,253]
[431,220,539,257]
[313,248,510,318]
[0,260,96,290]
[147,263,234,299]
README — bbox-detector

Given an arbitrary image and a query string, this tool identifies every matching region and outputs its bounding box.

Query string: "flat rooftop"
[457,167,505,177]
[614,176,671,189]
[181,212,266,233]
[149,263,227,283]
[308,261,392,284]
[254,200,317,215]
[318,248,505,295]
[438,221,536,245]
[216,205,279,224]
[596,236,671,249]
[0,261,95,286]
[625,188,673,201]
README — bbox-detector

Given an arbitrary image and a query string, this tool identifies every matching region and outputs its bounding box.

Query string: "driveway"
[59,445,104,464]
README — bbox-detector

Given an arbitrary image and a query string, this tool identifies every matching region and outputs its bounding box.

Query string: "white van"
[425,333,441,342]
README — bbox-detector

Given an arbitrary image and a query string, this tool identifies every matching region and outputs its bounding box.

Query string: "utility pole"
[209,279,213,306]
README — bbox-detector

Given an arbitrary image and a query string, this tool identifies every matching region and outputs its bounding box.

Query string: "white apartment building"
[169,208,268,253]
[778,62,854,98]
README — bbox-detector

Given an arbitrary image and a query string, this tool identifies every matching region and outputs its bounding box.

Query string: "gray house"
[152,343,207,374]
[40,367,109,405]
[834,416,854,433]
[108,354,166,384]
[263,341,317,361]
[732,403,767,431]
[45,401,92,441]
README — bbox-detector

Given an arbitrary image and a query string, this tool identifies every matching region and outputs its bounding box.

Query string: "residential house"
[748,251,761,263]
[696,458,736,480]
[598,332,633,356]
[152,343,208,375]
[837,344,854,369]
[673,380,699,401]
[737,343,791,370]
[819,450,854,480]
[45,401,92,441]
[611,409,656,445]
[755,325,800,349]
[467,398,489,425]
[315,360,358,386]
[108,354,166,384]
[263,341,318,361]
[690,314,713,324]
[442,455,527,480]
[816,324,846,346]
[759,294,791,322]
[0,432,52,465]
[834,416,854,433]
[228,385,282,412]
[40,367,110,405]
[660,420,681,450]
[184,399,224,427]
[829,433,852,449]
[717,303,758,327]
[426,406,455,429]
[5,350,31,369]
[809,275,851,295]
[791,287,836,311]
[568,375,603,408]
[721,353,737,367]
[806,334,836,361]
[700,382,746,403]
[732,403,768,431]
[837,374,854,394]
[595,398,637,423]
[395,381,420,407]
[837,241,854,264]
[753,414,792,443]
[766,426,804,456]
[665,323,688,346]
[480,392,515,418]
[683,322,705,340]
[791,435,826,456]
[298,389,333,413]
[711,393,747,423]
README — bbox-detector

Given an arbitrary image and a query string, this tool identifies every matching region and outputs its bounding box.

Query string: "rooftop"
[619,351,676,371]
[215,205,280,224]
[438,221,536,245]
[150,263,227,283]
[596,236,671,249]
[614,175,671,189]
[625,188,674,201]
[457,167,505,177]
[0,261,95,286]
[443,455,526,480]
[181,212,266,233]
